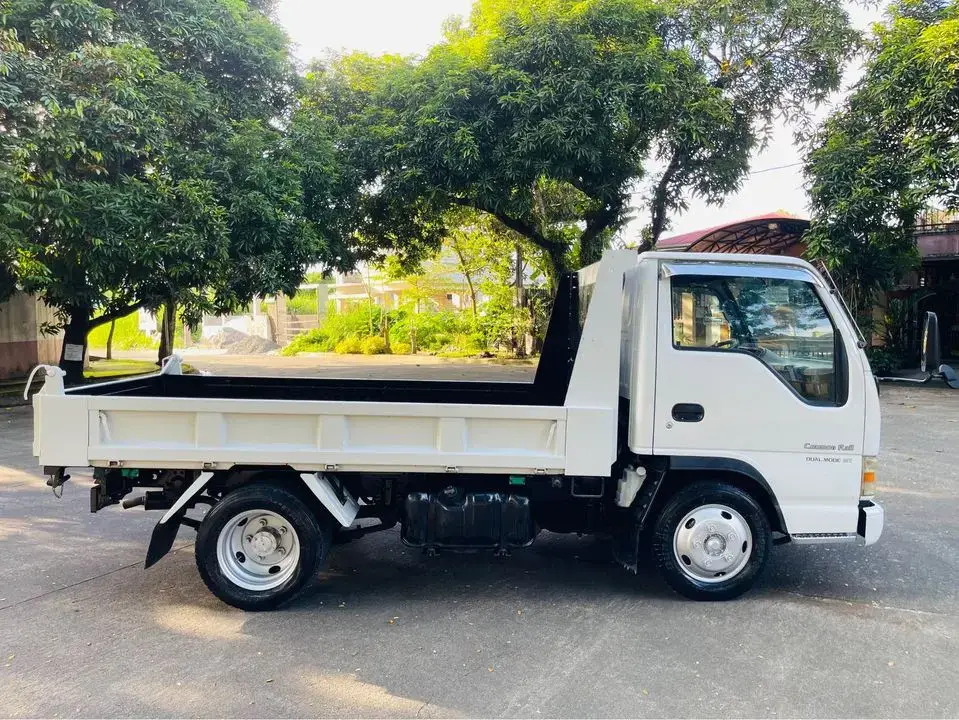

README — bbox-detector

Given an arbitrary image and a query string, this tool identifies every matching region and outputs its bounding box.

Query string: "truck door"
[652,262,865,535]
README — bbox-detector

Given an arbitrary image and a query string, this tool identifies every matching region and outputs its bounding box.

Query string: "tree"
[647,0,858,243]
[306,2,705,282]
[804,0,955,319]
[303,0,856,281]
[296,53,449,275]
[0,0,329,379]
[445,208,516,317]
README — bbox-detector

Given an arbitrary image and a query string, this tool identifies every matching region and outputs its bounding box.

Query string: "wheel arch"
[659,456,788,535]
[212,467,358,528]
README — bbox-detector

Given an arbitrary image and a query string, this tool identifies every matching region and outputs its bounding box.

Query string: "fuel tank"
[401,487,537,550]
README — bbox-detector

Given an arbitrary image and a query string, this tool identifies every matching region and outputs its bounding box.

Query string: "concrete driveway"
[0,360,957,717]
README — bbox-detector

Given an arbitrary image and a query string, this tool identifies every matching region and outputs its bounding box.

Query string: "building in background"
[330,253,471,313]
[656,212,809,255]
[0,294,62,381]
[906,210,959,360]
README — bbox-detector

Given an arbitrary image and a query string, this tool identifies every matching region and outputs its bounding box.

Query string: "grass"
[83,359,159,379]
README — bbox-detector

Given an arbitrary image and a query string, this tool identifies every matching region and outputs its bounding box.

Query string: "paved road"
[1,360,957,717]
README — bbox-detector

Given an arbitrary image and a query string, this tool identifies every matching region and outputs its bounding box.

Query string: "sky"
[276,0,884,239]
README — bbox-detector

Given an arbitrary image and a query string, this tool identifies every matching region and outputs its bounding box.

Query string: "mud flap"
[612,463,667,572]
[145,518,181,569]
[143,472,213,569]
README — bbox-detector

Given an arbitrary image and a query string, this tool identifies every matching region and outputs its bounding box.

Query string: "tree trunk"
[105,319,116,360]
[515,243,525,308]
[451,244,479,318]
[60,307,92,384]
[382,311,391,353]
[157,298,176,363]
[465,274,478,318]
[649,153,683,246]
[515,243,526,358]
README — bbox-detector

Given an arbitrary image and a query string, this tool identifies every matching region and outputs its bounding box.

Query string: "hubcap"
[216,509,300,591]
[673,504,753,583]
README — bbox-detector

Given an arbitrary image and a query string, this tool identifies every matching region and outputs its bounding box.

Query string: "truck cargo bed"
[33,262,625,478]
[71,273,581,407]
[71,372,558,406]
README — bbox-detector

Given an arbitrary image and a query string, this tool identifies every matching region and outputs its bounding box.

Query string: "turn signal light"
[861,456,878,497]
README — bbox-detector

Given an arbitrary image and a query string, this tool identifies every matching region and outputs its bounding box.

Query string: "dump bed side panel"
[38,394,568,475]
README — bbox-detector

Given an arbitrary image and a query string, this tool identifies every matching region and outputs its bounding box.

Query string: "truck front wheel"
[651,482,770,601]
[195,484,331,610]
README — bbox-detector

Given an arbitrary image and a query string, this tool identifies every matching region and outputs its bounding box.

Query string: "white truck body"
[31,250,884,608]
[33,251,636,478]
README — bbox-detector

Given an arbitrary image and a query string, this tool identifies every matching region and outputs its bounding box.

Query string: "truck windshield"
[671,275,844,405]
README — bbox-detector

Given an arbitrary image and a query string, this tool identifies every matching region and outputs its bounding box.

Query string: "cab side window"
[671,275,844,405]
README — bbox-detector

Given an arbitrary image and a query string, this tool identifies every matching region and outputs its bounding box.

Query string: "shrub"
[282,305,383,355]
[334,337,363,354]
[321,305,381,346]
[437,332,488,357]
[388,309,474,353]
[866,346,903,376]
[360,336,388,355]
[281,292,544,359]
[281,327,330,355]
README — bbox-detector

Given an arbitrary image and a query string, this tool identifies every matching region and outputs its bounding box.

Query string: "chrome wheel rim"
[673,504,752,583]
[216,509,300,591]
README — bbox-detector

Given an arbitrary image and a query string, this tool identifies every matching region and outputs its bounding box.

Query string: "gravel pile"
[206,327,278,355]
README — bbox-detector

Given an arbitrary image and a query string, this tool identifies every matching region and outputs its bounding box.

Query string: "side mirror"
[921,311,941,374]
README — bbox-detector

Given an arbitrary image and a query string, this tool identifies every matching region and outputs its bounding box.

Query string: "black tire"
[195,483,332,611]
[651,482,770,601]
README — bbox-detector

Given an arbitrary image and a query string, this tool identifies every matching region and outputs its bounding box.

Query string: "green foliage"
[878,292,933,365]
[647,0,858,241]
[865,346,904,376]
[359,336,388,355]
[281,300,504,357]
[805,0,958,317]
[285,289,324,315]
[388,309,474,354]
[281,304,383,354]
[302,0,856,278]
[481,285,530,350]
[87,312,157,351]
[280,332,321,356]
[435,333,488,358]
[0,0,338,370]
[333,336,362,354]
[280,209,550,359]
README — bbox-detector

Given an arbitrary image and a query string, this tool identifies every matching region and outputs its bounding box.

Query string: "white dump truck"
[31,250,884,610]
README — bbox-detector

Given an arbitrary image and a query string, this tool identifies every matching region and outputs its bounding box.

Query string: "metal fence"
[915,208,959,234]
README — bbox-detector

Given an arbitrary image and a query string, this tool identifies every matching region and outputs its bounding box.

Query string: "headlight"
[861,456,878,497]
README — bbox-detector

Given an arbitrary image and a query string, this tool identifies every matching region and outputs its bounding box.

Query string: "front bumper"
[857,499,884,546]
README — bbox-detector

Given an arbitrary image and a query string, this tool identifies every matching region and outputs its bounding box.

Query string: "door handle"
[672,403,704,422]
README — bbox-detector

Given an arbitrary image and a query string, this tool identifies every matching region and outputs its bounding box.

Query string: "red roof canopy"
[657,212,809,254]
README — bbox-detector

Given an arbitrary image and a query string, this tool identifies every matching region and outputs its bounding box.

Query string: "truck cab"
[32,250,883,610]
[632,253,881,538]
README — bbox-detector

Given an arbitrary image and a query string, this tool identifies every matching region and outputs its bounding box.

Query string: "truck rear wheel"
[651,482,769,601]
[195,484,331,610]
